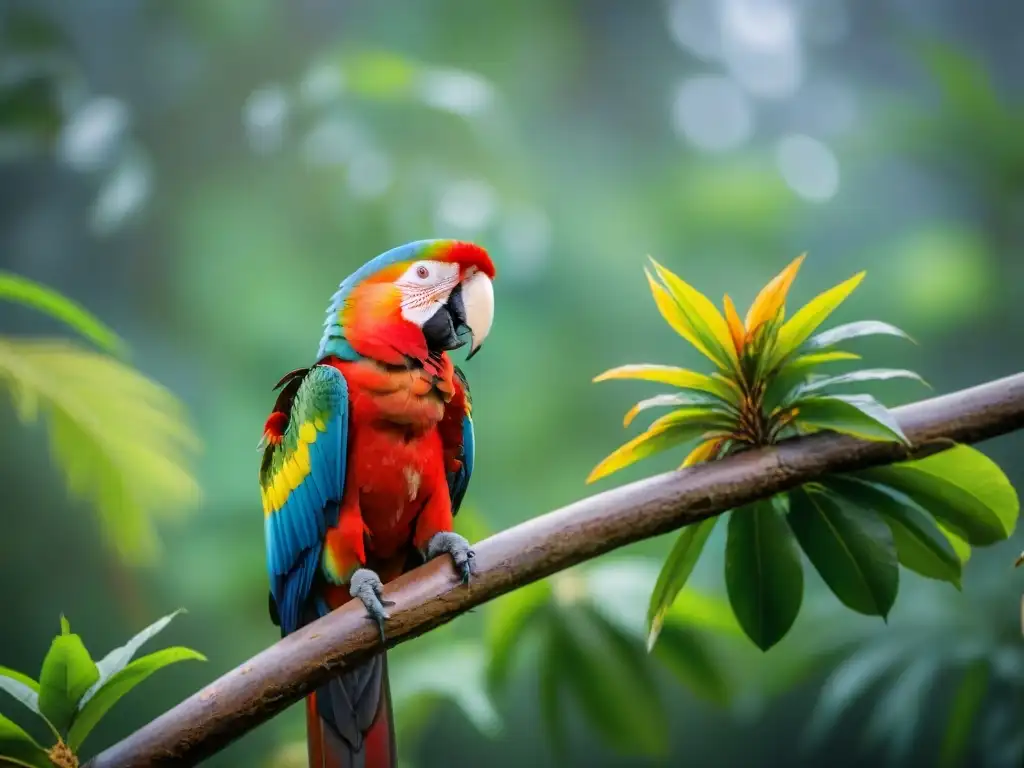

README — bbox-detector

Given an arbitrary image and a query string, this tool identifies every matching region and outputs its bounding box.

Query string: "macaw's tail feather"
[306,652,397,768]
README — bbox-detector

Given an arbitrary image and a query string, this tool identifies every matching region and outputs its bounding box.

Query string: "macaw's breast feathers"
[259,364,349,634]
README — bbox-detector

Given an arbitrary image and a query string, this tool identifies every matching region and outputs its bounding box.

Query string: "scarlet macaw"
[258,239,495,768]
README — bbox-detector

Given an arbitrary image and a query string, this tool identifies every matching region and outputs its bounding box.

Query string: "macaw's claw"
[349,568,393,643]
[426,531,476,585]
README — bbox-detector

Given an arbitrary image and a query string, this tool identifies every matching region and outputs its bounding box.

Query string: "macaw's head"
[318,239,496,367]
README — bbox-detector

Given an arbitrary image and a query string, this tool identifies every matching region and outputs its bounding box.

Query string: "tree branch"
[85,373,1024,768]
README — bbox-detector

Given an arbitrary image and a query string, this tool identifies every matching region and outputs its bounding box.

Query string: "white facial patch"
[396,260,460,326]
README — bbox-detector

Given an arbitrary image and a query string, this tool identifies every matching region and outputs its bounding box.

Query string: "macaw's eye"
[416,265,430,279]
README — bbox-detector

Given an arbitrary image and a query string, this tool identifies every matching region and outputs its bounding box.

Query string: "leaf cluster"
[0,611,204,768]
[590,256,1020,652]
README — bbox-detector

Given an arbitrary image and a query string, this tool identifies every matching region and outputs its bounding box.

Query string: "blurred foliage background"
[0,0,1022,766]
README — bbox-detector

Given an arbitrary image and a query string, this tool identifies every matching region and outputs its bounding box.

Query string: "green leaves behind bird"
[0,611,204,765]
[0,339,201,566]
[484,559,737,758]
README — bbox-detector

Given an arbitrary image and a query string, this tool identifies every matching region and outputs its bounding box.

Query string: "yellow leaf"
[648,258,738,370]
[644,270,712,359]
[680,437,723,468]
[781,351,862,374]
[744,253,805,334]
[771,271,866,370]
[588,409,721,484]
[722,294,745,356]
[587,427,685,484]
[594,364,716,390]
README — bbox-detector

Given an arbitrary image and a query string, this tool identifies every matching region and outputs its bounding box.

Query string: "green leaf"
[859,445,1018,546]
[939,660,988,768]
[538,624,566,758]
[0,340,202,566]
[938,523,971,563]
[0,713,51,768]
[38,628,99,736]
[0,667,40,715]
[553,606,668,757]
[725,499,804,650]
[389,644,500,739]
[825,477,961,588]
[770,271,865,369]
[82,609,186,706]
[803,321,914,352]
[67,646,206,751]
[0,273,126,355]
[792,368,927,398]
[792,394,909,444]
[646,516,719,650]
[650,624,730,705]
[661,590,744,637]
[787,487,898,617]
[485,581,551,692]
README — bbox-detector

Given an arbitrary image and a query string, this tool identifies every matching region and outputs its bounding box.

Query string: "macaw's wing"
[444,365,475,516]
[259,364,349,635]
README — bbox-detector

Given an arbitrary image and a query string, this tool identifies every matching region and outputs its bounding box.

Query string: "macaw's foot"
[426,531,476,585]
[349,568,394,643]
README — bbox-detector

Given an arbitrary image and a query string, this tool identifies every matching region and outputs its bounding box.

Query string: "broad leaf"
[82,609,186,706]
[538,623,566,757]
[587,413,721,484]
[792,394,908,444]
[792,368,926,398]
[67,646,206,751]
[485,581,551,692]
[803,320,913,352]
[623,394,729,428]
[0,340,202,565]
[646,516,719,650]
[650,624,730,705]
[389,644,500,738]
[938,522,971,563]
[38,628,99,736]
[725,499,804,650]
[554,607,668,757]
[865,654,941,760]
[826,476,961,588]
[787,487,898,617]
[0,668,39,716]
[770,271,865,368]
[0,713,50,768]
[939,660,988,768]
[859,445,1018,546]
[648,259,738,371]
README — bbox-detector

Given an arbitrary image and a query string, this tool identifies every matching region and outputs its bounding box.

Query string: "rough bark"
[85,372,1024,768]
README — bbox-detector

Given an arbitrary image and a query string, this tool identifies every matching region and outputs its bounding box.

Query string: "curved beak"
[457,271,494,360]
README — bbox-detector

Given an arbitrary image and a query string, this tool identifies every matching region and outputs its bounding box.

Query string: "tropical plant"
[0,611,204,768]
[484,558,739,758]
[806,574,1024,768]
[0,272,201,566]
[589,256,1020,651]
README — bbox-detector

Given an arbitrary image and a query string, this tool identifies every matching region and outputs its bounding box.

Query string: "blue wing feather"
[446,367,475,515]
[260,364,349,635]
